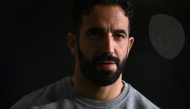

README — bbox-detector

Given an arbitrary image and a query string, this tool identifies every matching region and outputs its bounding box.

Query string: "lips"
[97,61,115,64]
[97,61,116,69]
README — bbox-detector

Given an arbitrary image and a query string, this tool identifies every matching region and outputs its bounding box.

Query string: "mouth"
[97,61,116,70]
[97,61,115,64]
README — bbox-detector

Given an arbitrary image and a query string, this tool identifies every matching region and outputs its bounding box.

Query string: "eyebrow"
[85,27,128,36]
[114,29,127,36]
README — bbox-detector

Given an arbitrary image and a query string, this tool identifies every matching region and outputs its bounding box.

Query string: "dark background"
[0,0,189,109]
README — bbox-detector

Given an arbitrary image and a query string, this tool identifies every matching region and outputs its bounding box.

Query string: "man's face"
[77,5,134,86]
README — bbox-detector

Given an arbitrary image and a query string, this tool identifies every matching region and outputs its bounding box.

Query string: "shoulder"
[10,78,68,109]
[123,82,160,109]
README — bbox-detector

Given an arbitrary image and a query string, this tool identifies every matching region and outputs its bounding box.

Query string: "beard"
[77,46,128,87]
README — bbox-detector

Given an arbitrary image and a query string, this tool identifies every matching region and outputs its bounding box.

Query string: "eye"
[114,34,125,39]
[88,31,101,38]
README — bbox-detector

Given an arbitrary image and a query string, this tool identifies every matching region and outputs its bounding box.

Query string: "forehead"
[80,5,129,33]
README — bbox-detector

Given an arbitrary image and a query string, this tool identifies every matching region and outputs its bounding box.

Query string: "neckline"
[63,76,130,108]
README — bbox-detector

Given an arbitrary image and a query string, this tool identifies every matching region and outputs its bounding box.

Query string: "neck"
[71,57,124,101]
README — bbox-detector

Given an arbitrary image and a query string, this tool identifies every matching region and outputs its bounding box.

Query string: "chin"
[97,70,116,76]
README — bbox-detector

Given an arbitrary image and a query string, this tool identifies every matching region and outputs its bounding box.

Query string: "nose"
[101,34,114,54]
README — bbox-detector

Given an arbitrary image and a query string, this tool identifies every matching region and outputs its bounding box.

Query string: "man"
[11,0,160,109]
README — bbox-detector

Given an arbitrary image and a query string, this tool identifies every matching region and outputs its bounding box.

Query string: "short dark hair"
[72,0,134,36]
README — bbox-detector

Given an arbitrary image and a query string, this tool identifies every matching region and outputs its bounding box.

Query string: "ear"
[67,33,78,55]
[127,36,134,54]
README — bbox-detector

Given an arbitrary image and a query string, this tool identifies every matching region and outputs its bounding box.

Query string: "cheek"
[79,41,99,61]
[116,43,128,58]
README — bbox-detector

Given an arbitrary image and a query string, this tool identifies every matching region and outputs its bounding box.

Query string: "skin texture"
[67,5,134,101]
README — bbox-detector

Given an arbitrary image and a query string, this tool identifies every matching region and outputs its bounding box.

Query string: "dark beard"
[78,46,127,86]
